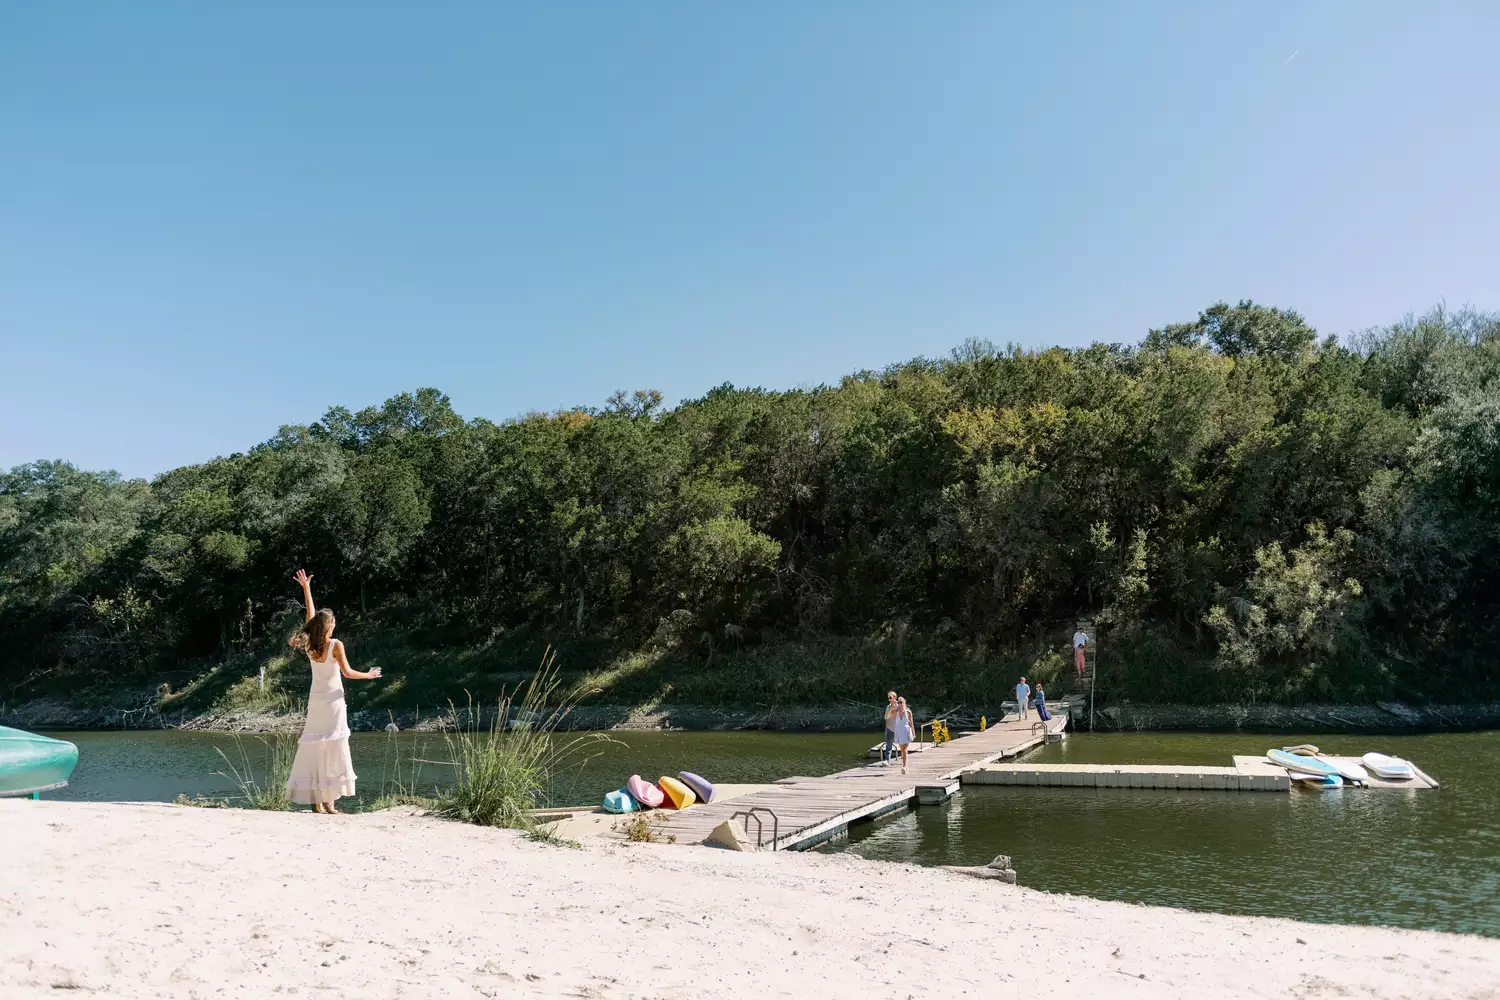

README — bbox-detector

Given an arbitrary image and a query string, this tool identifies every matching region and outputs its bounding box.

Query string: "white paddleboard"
[1328,759,1369,783]
[1361,752,1413,780]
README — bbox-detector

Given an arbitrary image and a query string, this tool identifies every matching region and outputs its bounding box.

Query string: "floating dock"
[550,729,1439,849]
[656,713,1069,851]
[965,755,1438,792]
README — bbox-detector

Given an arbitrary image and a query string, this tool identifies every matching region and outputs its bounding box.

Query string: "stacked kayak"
[657,775,696,809]
[625,774,665,808]
[678,771,715,803]
[603,770,717,812]
[602,789,639,814]
[0,726,79,797]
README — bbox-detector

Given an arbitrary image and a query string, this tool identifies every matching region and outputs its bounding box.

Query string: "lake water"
[35,727,1500,937]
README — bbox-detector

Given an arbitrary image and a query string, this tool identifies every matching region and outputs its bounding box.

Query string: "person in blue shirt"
[1033,682,1051,722]
[1015,677,1031,720]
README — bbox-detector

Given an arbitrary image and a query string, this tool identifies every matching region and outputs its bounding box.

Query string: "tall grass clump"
[432,649,613,830]
[214,733,297,810]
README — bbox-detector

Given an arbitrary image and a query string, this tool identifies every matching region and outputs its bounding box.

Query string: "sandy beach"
[3,800,1497,1000]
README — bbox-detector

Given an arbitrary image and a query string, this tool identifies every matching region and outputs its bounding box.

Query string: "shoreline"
[4,696,1499,735]
[5,799,1496,999]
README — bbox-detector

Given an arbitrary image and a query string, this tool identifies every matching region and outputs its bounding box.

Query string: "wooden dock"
[658,713,1068,851]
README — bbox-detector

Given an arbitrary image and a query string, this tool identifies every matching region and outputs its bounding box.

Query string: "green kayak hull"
[0,726,79,797]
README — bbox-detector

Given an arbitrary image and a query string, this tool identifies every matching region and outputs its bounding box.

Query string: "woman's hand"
[367,667,382,679]
[293,569,313,590]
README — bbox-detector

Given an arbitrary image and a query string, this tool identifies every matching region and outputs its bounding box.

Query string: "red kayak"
[625,773,664,808]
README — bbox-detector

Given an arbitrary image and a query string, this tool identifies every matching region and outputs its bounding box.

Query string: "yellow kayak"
[657,775,697,809]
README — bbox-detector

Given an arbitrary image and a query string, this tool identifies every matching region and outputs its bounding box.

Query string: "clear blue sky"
[3,3,1497,480]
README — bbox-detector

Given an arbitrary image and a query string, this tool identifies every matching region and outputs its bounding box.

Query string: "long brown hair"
[289,608,336,660]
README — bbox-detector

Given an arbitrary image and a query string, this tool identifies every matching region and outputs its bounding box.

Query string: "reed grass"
[431,649,616,830]
[213,733,297,810]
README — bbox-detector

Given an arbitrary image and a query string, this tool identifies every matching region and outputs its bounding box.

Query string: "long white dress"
[286,642,357,805]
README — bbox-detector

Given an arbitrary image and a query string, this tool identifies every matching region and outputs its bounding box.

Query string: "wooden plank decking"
[658,713,1068,851]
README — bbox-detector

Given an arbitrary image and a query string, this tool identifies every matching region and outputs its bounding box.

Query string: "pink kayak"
[625,773,664,808]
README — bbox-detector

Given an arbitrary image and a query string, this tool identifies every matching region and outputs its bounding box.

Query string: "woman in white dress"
[285,569,381,814]
[893,696,915,775]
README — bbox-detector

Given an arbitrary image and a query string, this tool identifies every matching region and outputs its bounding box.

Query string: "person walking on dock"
[1073,628,1089,678]
[1015,676,1031,720]
[892,696,915,775]
[1034,682,1051,723]
[881,691,899,765]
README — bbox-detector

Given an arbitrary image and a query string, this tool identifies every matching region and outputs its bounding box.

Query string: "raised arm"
[331,640,381,681]
[293,569,315,622]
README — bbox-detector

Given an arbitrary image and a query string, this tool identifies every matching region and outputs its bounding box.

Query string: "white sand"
[3,800,1496,999]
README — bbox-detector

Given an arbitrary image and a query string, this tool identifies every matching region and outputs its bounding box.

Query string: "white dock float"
[965,754,1439,792]
[964,761,1290,791]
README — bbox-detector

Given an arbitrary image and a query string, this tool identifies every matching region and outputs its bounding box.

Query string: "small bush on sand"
[614,812,675,844]
[173,793,231,808]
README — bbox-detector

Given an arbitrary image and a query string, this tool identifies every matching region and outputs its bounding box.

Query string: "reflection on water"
[833,731,1500,937]
[35,726,1500,936]
[43,728,874,809]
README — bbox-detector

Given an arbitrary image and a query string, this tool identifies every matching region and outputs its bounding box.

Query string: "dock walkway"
[658,713,1067,851]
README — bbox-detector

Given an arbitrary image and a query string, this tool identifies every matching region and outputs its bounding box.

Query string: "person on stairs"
[1073,628,1090,679]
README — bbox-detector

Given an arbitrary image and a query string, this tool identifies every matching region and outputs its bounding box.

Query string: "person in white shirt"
[1073,629,1089,677]
[1015,676,1030,719]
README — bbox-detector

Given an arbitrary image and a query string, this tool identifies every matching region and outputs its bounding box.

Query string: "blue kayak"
[602,788,639,813]
[0,726,79,797]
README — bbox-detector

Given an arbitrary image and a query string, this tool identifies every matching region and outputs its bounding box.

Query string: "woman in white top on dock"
[285,569,381,814]
[892,696,915,775]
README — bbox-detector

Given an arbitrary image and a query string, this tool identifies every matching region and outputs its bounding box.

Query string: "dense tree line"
[3,302,1497,705]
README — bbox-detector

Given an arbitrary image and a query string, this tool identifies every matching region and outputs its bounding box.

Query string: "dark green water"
[833,731,1500,937]
[41,728,874,809]
[36,728,1499,936]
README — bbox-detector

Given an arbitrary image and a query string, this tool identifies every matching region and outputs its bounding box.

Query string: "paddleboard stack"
[1267,746,1418,788]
